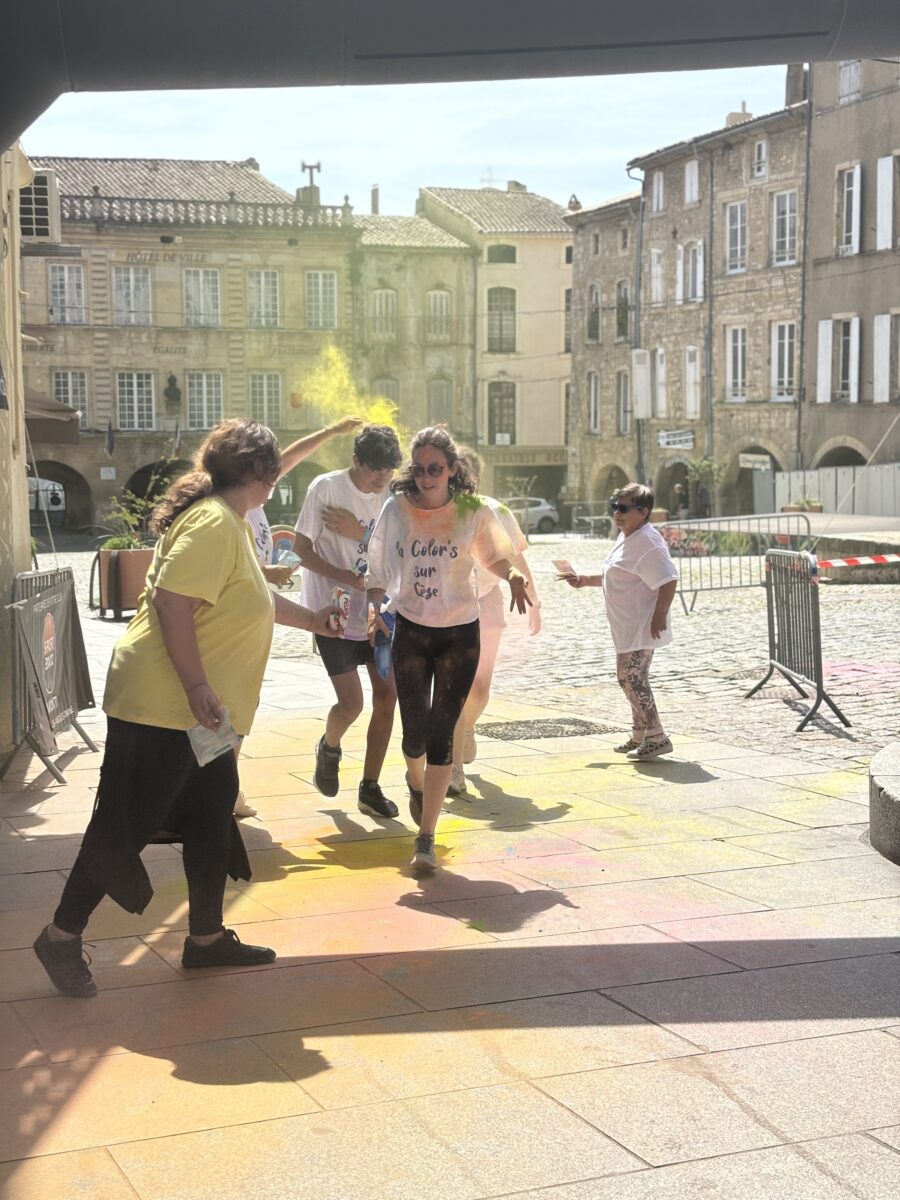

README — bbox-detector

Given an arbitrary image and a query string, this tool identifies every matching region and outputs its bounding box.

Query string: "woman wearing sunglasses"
[366,426,531,872]
[561,483,678,760]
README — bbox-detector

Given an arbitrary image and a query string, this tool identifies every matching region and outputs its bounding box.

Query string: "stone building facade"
[565,193,641,511]
[418,184,572,499]
[19,157,356,529]
[804,58,900,473]
[352,214,475,438]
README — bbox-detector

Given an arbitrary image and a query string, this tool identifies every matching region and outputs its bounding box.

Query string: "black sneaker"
[410,833,437,874]
[406,771,423,827]
[314,736,341,797]
[33,925,97,998]
[182,928,276,969]
[358,779,399,819]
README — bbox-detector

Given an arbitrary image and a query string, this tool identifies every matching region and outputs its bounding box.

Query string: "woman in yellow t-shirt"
[33,419,339,998]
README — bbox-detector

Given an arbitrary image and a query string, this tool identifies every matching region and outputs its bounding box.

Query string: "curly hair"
[151,418,281,534]
[455,445,482,485]
[354,423,403,470]
[390,425,476,497]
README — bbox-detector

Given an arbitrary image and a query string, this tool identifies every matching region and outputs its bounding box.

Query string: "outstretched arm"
[277,416,364,479]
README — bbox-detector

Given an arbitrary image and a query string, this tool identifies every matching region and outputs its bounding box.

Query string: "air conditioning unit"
[19,171,61,243]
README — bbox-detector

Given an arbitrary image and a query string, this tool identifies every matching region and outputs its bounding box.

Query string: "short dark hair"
[613,482,655,513]
[354,424,403,470]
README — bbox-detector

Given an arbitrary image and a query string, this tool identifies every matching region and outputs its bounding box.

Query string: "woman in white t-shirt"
[562,483,678,761]
[366,427,531,873]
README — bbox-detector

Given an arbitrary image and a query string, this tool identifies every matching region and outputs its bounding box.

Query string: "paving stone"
[723,823,873,863]
[0,1148,142,1200]
[604,954,900,1051]
[687,855,900,908]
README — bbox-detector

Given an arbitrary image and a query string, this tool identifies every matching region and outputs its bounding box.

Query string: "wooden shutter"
[850,164,862,255]
[848,316,860,404]
[631,349,651,419]
[876,156,894,252]
[675,245,684,304]
[816,320,832,404]
[873,314,891,404]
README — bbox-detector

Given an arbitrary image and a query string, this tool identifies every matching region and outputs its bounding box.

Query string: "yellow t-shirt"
[103,496,275,736]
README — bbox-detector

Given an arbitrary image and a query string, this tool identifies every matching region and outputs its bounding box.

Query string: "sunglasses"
[609,502,644,514]
[410,462,448,479]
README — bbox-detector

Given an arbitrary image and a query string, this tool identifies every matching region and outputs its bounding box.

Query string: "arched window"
[587,284,600,342]
[615,280,630,340]
[616,370,631,435]
[487,287,516,353]
[486,243,517,263]
[371,377,399,405]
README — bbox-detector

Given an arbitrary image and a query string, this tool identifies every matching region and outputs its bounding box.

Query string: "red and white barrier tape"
[816,553,900,569]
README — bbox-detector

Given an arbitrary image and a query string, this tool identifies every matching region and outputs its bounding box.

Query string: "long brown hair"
[390,426,476,497]
[151,418,280,534]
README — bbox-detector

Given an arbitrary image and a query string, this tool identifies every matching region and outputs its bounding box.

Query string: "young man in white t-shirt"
[293,425,403,818]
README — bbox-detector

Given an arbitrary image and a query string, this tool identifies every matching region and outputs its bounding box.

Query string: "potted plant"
[781,495,823,514]
[96,490,157,618]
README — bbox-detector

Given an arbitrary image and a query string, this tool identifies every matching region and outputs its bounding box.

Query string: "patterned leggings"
[616,650,663,738]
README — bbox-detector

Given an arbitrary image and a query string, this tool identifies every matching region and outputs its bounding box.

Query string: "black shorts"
[315,634,375,678]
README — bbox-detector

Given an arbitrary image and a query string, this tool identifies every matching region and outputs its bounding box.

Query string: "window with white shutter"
[650,248,664,305]
[685,241,703,301]
[835,317,860,402]
[653,348,667,418]
[684,159,700,205]
[631,349,651,419]
[112,265,151,326]
[615,279,630,340]
[675,245,684,305]
[426,289,452,342]
[772,191,798,265]
[839,60,861,102]
[651,170,665,213]
[837,166,861,256]
[873,314,892,404]
[117,372,155,430]
[586,284,600,341]
[184,268,221,327]
[816,320,833,403]
[752,140,768,180]
[588,372,600,432]
[49,264,85,325]
[616,370,631,435]
[371,288,398,342]
[725,203,747,273]
[684,346,701,418]
[876,156,896,252]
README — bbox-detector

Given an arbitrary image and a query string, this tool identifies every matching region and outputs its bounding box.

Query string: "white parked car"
[499,496,560,534]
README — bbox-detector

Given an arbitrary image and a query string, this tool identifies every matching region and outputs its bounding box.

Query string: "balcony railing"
[62,194,353,228]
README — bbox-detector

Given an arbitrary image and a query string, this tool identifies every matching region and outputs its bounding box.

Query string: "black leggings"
[391,614,480,765]
[54,717,239,938]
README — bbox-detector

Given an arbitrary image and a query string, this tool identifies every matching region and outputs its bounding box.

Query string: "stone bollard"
[869,743,900,867]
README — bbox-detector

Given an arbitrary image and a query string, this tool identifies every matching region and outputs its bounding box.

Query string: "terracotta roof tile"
[421,186,571,235]
[32,156,293,203]
[355,215,469,249]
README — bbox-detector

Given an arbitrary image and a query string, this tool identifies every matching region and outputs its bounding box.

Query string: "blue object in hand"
[374,607,396,679]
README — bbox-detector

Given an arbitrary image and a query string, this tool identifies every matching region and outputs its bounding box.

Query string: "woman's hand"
[262,563,295,587]
[507,569,532,614]
[328,415,364,436]
[310,605,344,638]
[560,574,596,589]
[367,605,391,646]
[323,505,366,541]
[650,611,668,639]
[186,683,225,731]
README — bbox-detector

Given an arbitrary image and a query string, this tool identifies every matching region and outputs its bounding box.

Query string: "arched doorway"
[30,460,93,531]
[721,446,782,516]
[124,458,192,502]
[656,459,690,518]
[815,445,866,468]
[591,464,629,504]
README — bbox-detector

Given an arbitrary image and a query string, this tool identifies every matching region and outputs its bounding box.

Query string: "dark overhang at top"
[4,1,900,154]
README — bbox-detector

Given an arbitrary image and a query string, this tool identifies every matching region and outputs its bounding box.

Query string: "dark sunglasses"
[410,462,448,479]
[609,502,644,514]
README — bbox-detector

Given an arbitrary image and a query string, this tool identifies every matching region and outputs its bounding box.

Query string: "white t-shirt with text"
[601,523,679,653]
[245,506,273,567]
[295,469,390,640]
[366,493,514,628]
[475,497,527,600]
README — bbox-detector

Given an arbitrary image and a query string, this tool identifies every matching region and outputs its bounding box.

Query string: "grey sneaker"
[358,779,399,819]
[626,735,674,761]
[314,736,341,797]
[446,762,468,797]
[462,727,477,764]
[33,925,97,997]
[406,771,424,827]
[614,736,642,754]
[410,833,437,874]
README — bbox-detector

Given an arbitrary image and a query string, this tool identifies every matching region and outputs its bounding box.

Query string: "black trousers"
[391,614,480,765]
[55,717,242,938]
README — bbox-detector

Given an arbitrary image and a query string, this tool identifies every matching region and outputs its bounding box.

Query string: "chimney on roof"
[243,157,260,170]
[785,63,808,107]
[725,101,753,127]
[507,180,527,193]
[568,194,582,212]
[371,184,379,215]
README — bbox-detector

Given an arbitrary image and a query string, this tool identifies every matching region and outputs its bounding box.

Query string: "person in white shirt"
[366,426,531,873]
[293,424,404,820]
[234,415,363,819]
[561,483,678,761]
[448,447,541,797]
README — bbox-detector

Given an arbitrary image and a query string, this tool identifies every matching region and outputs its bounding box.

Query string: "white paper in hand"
[187,706,242,767]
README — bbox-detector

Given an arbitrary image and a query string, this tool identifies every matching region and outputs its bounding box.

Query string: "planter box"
[97,548,154,619]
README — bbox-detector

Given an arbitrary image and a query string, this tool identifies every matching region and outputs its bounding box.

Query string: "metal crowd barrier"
[656,513,813,612]
[564,501,612,539]
[745,549,850,732]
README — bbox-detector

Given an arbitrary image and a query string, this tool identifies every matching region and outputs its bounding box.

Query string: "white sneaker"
[447,763,467,797]
[626,736,674,761]
[410,834,437,874]
[614,736,642,754]
[463,727,476,765]
[233,790,258,819]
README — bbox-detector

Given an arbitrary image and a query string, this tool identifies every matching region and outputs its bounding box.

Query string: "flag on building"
[104,419,115,457]
[173,419,182,456]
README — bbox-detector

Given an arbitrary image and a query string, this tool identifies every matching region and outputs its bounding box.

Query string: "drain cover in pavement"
[474,717,618,741]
